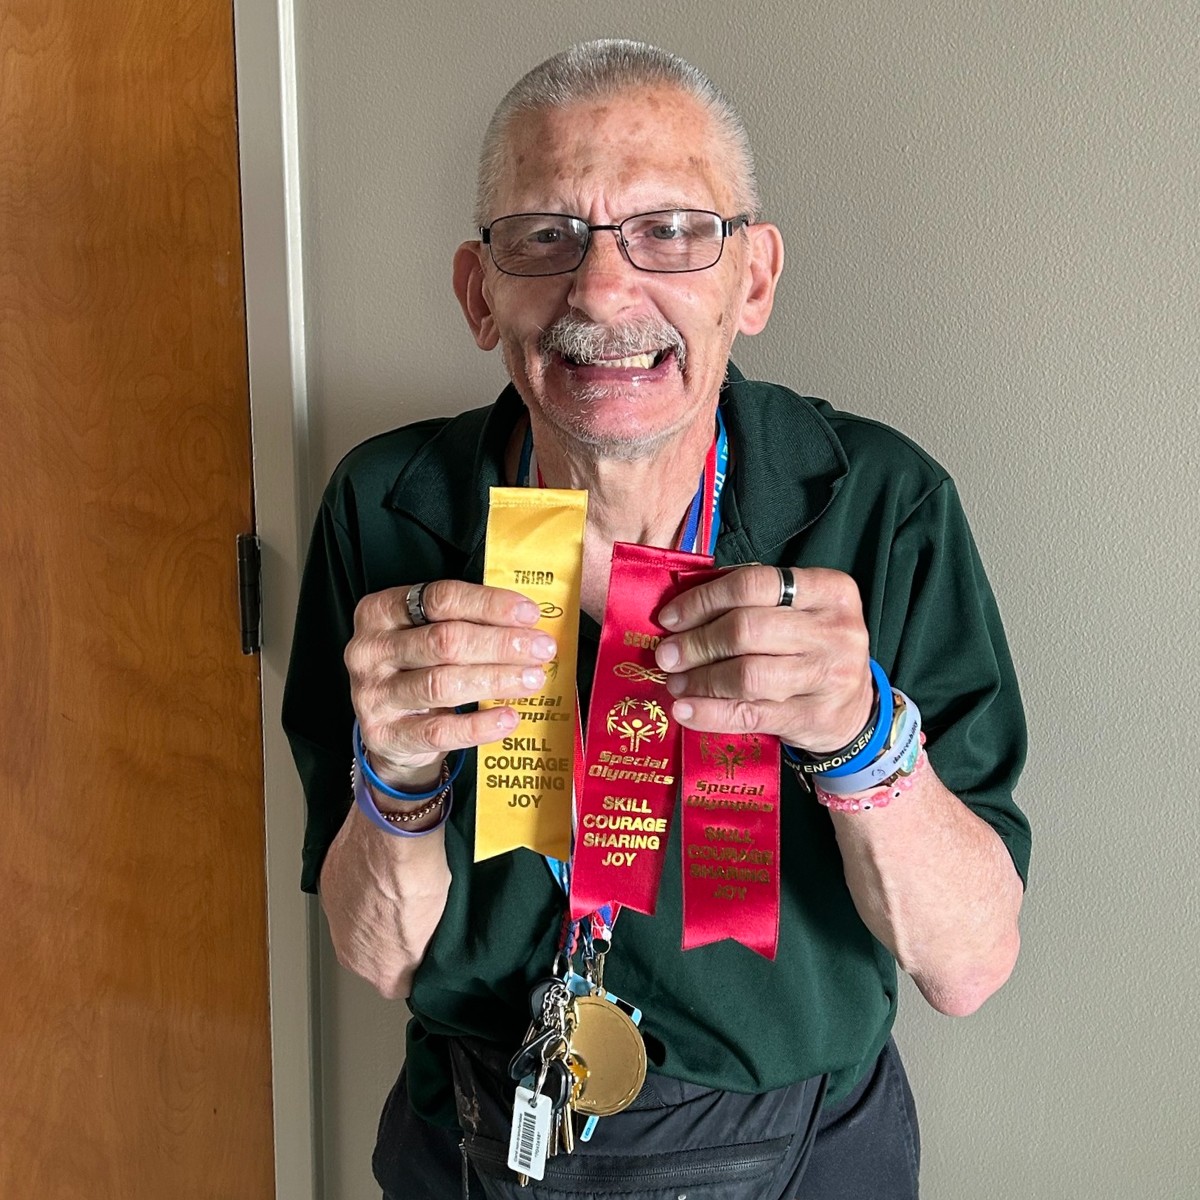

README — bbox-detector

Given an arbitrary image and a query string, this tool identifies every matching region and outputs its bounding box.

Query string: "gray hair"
[474,39,761,226]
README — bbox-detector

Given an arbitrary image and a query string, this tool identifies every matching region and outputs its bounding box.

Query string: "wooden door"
[0,1,276,1196]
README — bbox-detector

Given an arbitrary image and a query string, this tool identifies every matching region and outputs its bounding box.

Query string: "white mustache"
[539,315,686,369]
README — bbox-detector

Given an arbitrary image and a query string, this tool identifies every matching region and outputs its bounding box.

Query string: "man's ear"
[736,223,785,337]
[452,241,499,350]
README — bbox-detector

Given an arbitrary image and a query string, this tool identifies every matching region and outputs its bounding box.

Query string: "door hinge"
[237,534,262,655]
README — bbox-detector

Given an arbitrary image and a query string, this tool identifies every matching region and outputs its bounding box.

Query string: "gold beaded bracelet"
[377,791,447,825]
[349,755,453,826]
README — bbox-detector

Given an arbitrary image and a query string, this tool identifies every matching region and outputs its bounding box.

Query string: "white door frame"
[232,1,320,1198]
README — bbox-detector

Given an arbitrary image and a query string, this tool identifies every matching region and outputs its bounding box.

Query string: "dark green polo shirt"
[283,368,1030,1125]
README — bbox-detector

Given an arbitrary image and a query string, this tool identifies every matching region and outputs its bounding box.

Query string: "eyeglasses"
[480,209,751,277]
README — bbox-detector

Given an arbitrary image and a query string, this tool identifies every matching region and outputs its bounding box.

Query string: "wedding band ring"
[405,581,433,627]
[777,567,797,608]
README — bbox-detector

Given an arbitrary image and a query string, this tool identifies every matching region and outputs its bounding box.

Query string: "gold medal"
[566,995,647,1116]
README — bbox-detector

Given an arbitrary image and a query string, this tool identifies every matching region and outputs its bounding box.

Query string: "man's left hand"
[654,565,874,755]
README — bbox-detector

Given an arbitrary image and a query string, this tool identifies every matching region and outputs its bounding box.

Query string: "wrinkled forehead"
[492,87,738,220]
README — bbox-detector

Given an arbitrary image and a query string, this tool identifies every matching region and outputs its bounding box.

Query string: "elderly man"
[285,39,1029,1200]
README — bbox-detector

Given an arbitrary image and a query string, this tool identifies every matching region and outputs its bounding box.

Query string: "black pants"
[377,1038,919,1200]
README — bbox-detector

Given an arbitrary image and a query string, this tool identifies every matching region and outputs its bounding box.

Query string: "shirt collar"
[382,386,519,563]
[715,364,848,562]
[382,363,848,565]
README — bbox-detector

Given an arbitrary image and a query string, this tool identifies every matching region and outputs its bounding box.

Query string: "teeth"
[599,352,658,369]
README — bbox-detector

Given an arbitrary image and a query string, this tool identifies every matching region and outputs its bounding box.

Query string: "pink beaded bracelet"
[815,749,929,813]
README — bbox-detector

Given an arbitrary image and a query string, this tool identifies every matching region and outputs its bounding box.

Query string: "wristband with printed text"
[813,693,922,796]
[782,659,890,774]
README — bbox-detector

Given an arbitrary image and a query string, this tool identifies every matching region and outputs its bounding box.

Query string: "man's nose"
[565,229,642,323]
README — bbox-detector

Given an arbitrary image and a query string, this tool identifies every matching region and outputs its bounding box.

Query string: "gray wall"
[291,2,1200,1196]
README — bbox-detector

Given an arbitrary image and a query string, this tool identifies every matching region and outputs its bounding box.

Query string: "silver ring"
[776,567,797,608]
[405,581,433,627]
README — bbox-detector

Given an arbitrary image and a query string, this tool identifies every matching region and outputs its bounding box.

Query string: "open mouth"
[562,348,671,370]
[541,316,687,376]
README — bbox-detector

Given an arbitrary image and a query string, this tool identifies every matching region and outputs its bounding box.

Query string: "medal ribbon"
[523,421,722,944]
[570,541,710,919]
[674,568,781,960]
[518,412,776,956]
[475,487,586,861]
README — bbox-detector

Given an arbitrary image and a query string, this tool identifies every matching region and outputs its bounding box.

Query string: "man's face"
[458,87,779,459]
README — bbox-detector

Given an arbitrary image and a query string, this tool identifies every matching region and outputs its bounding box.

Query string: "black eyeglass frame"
[479,209,753,277]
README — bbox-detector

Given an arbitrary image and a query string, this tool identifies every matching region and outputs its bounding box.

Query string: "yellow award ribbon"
[476,487,587,861]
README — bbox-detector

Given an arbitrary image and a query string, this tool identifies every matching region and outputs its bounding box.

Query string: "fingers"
[347,581,555,690]
[658,565,850,633]
[663,644,868,738]
[668,694,800,736]
[654,566,873,753]
[354,579,542,634]
[654,607,803,673]
[350,621,557,679]
[354,661,549,720]
[347,581,556,779]
[358,700,528,792]
[655,571,867,674]
[664,651,827,704]
[668,686,872,755]
[359,703,523,762]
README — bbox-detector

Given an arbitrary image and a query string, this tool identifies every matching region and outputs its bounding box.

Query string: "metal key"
[537,1056,572,1158]
[512,977,573,1078]
[538,1056,572,1111]
[559,1103,576,1155]
[509,977,577,1167]
[509,1028,559,1082]
[583,946,607,995]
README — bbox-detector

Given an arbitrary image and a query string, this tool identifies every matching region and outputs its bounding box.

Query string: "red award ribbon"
[680,731,780,959]
[569,542,710,920]
[676,567,781,960]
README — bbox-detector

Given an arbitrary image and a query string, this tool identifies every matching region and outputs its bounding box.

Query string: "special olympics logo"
[606,697,670,753]
[700,733,763,780]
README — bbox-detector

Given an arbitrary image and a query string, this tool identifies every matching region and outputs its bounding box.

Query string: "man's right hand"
[322,580,552,999]
[344,580,555,792]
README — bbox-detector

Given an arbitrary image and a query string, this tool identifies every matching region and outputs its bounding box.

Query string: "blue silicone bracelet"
[353,720,465,801]
[353,758,455,838]
[817,660,894,779]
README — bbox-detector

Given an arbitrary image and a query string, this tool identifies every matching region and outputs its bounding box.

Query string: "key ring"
[532,1059,550,1104]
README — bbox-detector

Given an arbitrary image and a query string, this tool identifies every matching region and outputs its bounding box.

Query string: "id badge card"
[507,1085,552,1180]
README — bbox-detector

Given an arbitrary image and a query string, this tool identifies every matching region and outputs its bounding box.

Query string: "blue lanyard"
[677,408,728,556]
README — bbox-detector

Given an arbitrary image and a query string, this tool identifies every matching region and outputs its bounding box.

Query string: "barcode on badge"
[507,1086,551,1181]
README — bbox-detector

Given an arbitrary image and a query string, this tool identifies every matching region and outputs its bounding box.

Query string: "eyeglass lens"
[487,210,728,276]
